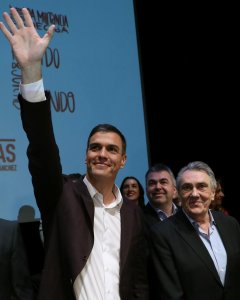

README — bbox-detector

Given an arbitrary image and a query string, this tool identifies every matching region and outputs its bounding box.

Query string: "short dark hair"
[145,163,176,186]
[87,124,127,154]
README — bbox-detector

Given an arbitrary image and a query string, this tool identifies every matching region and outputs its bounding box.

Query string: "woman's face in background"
[121,178,141,204]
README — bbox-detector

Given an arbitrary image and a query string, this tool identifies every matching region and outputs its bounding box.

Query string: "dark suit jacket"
[0,219,34,300]
[143,203,161,229]
[19,93,149,300]
[143,202,180,229]
[150,209,240,300]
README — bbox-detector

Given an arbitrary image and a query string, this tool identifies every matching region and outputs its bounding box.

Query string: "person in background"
[144,163,179,228]
[0,8,149,300]
[210,178,229,215]
[120,176,145,209]
[0,218,34,300]
[150,161,240,300]
[173,189,182,207]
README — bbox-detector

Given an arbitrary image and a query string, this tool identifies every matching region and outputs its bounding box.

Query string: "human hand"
[0,7,55,83]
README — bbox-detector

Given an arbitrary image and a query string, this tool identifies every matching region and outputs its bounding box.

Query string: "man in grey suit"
[0,8,149,300]
[0,218,34,300]
[150,161,240,300]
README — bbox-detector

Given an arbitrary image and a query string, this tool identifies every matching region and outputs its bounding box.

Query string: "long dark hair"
[120,176,145,209]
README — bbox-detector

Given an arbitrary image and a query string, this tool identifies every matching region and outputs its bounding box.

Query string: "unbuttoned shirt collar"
[73,176,122,300]
[83,176,122,209]
[183,208,216,229]
[183,209,227,285]
[150,202,178,221]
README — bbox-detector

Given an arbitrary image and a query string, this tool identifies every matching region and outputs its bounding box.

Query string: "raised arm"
[0,7,55,83]
[1,7,62,232]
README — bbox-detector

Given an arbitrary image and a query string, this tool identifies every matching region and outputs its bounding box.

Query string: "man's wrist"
[21,62,42,84]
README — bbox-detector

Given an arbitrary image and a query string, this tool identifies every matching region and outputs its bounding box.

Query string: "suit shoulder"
[0,218,18,229]
[63,173,82,183]
[212,210,235,221]
[0,219,19,243]
[212,210,240,227]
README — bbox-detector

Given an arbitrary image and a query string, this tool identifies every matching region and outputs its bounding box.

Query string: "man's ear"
[120,154,127,168]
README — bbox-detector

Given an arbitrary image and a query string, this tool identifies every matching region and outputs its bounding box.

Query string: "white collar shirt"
[73,176,122,300]
[19,81,123,299]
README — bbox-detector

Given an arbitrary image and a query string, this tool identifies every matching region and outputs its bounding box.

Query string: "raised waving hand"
[0,7,55,83]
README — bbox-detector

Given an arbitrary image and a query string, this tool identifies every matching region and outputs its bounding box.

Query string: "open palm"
[0,7,55,69]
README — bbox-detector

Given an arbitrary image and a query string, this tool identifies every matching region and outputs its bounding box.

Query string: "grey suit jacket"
[0,219,34,300]
[150,209,240,300]
[19,93,149,300]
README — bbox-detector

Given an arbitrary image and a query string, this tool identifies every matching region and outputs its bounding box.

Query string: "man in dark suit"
[0,218,34,300]
[150,161,240,300]
[0,8,149,300]
[143,163,178,299]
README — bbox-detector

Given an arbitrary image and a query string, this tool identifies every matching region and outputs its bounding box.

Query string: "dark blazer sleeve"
[19,93,63,237]
[150,221,184,300]
[120,201,149,300]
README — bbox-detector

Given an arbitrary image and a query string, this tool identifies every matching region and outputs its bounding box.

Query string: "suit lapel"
[212,211,231,252]
[74,184,134,274]
[75,178,94,224]
[174,210,221,284]
[120,200,134,273]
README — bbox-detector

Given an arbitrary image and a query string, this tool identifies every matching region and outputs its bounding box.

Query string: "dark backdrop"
[134,1,239,221]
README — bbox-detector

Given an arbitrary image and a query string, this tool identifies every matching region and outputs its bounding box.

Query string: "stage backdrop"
[0,0,149,221]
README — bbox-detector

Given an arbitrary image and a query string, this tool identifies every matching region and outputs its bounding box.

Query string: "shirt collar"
[183,209,216,229]
[149,202,178,216]
[83,176,122,208]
